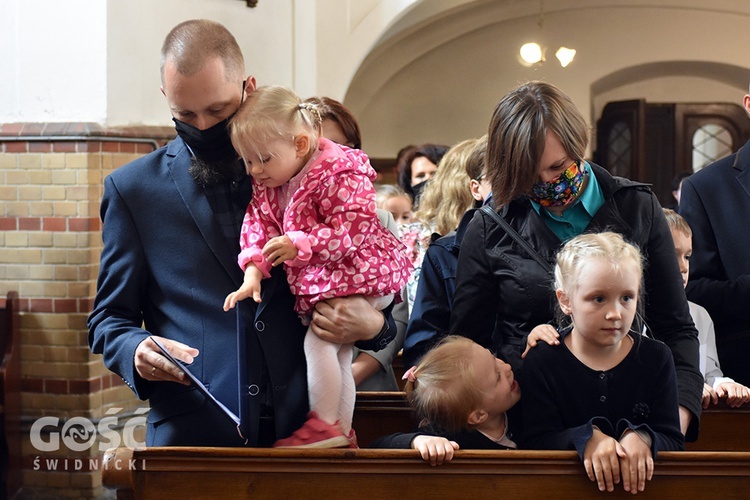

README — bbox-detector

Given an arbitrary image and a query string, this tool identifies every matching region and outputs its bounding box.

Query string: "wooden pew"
[351,391,417,447]
[102,446,750,499]
[391,352,405,390]
[0,291,21,499]
[686,401,750,451]
[353,391,750,451]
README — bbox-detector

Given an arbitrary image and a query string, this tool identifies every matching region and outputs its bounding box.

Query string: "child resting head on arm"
[370,336,521,465]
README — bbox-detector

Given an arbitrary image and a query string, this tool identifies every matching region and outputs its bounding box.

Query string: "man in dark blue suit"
[87,19,395,447]
[679,84,750,387]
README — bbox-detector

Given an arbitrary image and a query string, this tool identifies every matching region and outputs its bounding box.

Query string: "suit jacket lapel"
[256,267,282,317]
[733,140,750,199]
[166,140,244,286]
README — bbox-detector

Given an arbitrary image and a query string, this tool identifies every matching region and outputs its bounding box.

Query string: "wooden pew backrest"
[102,447,750,499]
[352,391,416,447]
[354,391,750,451]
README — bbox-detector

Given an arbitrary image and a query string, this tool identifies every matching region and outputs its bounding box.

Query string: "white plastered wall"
[2,0,749,160]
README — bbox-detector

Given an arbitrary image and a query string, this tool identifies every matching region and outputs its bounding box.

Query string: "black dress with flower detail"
[520,329,685,458]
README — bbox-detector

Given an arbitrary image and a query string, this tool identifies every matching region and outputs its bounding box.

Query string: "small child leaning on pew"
[521,232,684,495]
[369,335,522,465]
[663,209,750,408]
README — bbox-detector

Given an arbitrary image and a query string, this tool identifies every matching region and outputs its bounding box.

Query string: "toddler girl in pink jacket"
[224,86,412,448]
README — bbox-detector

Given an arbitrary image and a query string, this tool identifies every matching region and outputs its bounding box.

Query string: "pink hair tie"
[402,366,418,383]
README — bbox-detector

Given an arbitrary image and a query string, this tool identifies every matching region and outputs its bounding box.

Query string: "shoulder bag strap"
[480,204,552,273]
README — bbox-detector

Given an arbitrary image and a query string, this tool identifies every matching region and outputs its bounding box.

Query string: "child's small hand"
[411,435,459,466]
[223,266,263,310]
[715,381,750,408]
[263,236,298,267]
[702,382,718,409]
[618,430,654,494]
[583,428,622,492]
[521,324,560,359]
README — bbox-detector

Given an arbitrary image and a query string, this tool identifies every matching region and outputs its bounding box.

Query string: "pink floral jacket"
[238,138,412,318]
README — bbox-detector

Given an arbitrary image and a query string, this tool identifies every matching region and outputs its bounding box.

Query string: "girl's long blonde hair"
[415,138,481,235]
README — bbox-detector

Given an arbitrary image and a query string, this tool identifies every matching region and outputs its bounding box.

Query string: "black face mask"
[173,116,239,164]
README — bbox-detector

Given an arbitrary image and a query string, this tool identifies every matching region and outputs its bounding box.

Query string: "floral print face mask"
[529,161,586,208]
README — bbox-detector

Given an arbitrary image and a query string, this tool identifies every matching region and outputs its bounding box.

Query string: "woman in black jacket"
[449,81,702,439]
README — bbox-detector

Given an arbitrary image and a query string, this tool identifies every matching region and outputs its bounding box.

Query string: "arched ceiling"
[343,0,750,157]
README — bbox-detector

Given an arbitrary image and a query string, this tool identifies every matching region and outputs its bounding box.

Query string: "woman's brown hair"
[487,81,589,206]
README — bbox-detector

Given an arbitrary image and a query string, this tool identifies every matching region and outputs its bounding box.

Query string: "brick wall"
[0,123,174,498]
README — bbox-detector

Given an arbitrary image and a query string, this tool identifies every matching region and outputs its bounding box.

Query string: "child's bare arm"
[223,265,264,310]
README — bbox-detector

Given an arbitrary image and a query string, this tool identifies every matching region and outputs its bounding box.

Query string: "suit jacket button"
[255,321,265,332]
[248,384,260,396]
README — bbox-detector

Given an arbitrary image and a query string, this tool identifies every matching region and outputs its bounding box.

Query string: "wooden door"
[596,100,750,207]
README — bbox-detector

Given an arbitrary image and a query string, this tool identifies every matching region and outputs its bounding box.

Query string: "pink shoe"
[346,428,358,449]
[274,412,350,448]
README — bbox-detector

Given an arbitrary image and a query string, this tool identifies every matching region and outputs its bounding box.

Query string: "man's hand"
[311,296,383,344]
[134,336,199,385]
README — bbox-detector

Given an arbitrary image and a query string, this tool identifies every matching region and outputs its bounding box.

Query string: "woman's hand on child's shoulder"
[411,435,459,466]
[522,324,560,359]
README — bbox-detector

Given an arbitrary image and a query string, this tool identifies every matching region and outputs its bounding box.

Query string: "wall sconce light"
[518,1,576,68]
[518,43,575,67]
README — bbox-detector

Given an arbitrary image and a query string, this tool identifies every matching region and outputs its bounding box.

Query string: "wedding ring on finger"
[151,366,157,377]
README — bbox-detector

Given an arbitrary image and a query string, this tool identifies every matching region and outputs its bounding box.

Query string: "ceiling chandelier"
[518,1,576,68]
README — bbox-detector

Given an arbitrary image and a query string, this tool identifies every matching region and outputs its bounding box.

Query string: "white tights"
[304,294,393,434]
[305,332,354,433]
